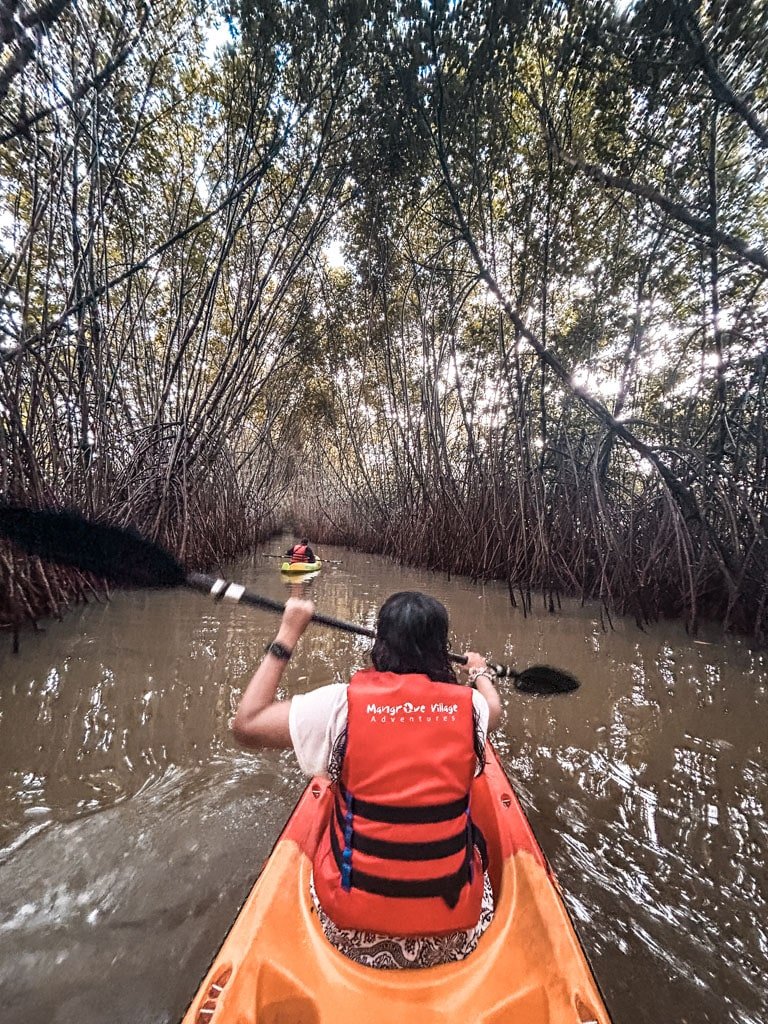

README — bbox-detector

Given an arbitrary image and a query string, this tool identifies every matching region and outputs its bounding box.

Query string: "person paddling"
[232,591,502,968]
[285,538,316,564]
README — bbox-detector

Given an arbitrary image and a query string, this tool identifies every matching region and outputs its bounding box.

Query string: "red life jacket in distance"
[313,668,486,936]
[290,544,309,563]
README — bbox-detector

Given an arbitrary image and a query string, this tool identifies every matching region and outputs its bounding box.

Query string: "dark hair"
[371,592,458,684]
[300,537,309,545]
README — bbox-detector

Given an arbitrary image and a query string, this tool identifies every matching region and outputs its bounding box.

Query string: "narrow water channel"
[0,541,766,1024]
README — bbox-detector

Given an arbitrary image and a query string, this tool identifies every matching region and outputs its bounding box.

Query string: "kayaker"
[232,591,502,969]
[285,538,316,564]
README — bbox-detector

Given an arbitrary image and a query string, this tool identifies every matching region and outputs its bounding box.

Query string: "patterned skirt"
[309,873,495,969]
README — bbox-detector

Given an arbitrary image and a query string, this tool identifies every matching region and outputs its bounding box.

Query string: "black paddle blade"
[0,506,186,588]
[513,665,580,694]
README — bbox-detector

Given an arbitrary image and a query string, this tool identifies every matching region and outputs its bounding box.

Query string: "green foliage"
[1,0,767,638]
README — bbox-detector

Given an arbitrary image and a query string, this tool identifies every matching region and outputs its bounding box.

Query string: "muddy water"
[0,542,766,1024]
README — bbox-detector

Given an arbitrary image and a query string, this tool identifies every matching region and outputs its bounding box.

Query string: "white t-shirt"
[288,683,490,778]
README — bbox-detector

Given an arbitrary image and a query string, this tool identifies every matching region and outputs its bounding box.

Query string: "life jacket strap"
[329,823,473,907]
[333,800,469,861]
[338,782,469,824]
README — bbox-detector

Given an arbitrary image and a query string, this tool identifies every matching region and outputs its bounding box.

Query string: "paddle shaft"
[263,553,343,565]
[186,573,472,667]
[0,505,568,685]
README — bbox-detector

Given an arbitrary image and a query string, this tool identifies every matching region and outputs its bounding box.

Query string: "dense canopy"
[1,0,767,644]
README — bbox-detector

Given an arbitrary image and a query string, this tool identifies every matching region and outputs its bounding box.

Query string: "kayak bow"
[182,745,610,1024]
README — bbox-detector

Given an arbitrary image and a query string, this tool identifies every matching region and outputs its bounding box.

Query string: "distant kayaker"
[285,538,316,564]
[232,591,502,969]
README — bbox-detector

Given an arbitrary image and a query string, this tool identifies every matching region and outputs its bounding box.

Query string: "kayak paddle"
[0,505,579,694]
[264,553,344,565]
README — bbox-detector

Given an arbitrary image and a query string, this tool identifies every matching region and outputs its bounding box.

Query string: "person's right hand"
[459,651,502,730]
[458,651,487,675]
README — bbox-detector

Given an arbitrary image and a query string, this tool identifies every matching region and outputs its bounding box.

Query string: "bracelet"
[468,667,495,685]
[264,640,292,661]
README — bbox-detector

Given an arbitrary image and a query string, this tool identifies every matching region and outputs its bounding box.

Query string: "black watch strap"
[264,640,293,661]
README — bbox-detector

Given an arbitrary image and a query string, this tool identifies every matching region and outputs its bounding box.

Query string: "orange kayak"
[182,746,612,1024]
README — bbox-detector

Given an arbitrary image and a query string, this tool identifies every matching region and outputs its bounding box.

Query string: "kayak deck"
[280,560,322,573]
[182,747,611,1024]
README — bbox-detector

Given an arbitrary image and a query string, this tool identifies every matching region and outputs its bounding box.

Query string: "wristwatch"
[264,640,293,661]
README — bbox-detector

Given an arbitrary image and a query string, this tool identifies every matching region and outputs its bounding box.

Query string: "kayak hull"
[182,747,611,1024]
[280,560,322,573]
[281,570,321,584]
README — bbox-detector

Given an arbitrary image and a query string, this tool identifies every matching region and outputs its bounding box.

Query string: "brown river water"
[0,540,766,1024]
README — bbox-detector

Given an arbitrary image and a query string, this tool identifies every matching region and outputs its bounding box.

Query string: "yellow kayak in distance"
[281,569,321,585]
[181,745,612,1024]
[280,560,322,573]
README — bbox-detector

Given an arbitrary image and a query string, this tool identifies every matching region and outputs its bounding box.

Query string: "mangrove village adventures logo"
[366,701,459,724]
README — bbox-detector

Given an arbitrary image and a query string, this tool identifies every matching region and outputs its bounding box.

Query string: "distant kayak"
[181,744,611,1024]
[281,569,321,584]
[280,560,322,573]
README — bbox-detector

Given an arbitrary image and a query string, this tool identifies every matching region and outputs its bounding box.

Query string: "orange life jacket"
[290,544,309,563]
[313,668,487,936]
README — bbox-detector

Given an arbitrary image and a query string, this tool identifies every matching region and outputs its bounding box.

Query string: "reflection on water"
[0,540,766,1023]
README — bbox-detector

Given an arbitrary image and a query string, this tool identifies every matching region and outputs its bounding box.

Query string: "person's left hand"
[279,596,315,641]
